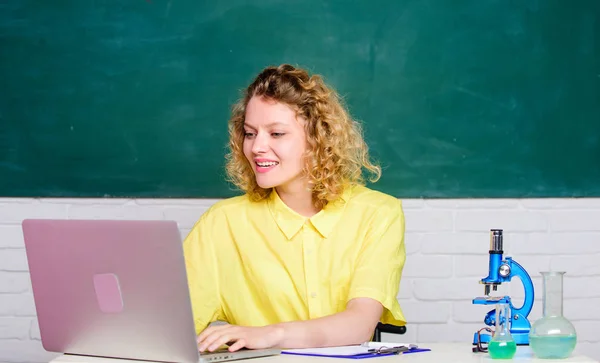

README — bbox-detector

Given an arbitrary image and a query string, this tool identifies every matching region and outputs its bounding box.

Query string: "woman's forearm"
[273,298,383,349]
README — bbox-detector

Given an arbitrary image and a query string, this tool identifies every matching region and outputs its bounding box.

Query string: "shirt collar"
[267,187,352,240]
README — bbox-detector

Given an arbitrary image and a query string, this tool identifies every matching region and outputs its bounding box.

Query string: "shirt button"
[306,249,313,255]
[310,292,317,298]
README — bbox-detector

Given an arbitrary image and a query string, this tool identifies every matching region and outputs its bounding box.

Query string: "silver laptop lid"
[22,219,201,363]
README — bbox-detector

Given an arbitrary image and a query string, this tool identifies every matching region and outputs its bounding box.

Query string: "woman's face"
[243,96,308,193]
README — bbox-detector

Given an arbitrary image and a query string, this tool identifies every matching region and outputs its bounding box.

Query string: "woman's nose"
[251,133,269,154]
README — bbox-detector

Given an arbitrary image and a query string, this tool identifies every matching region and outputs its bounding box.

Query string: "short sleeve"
[183,212,225,335]
[347,199,406,325]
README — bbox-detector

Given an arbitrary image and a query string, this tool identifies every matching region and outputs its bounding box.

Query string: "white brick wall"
[1,197,599,362]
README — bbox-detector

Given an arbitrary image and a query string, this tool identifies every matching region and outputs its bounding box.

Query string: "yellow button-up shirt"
[183,184,406,335]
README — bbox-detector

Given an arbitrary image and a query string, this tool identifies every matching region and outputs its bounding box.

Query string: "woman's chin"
[255,178,278,190]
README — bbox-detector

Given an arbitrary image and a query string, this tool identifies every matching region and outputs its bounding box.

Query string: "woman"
[184,64,406,353]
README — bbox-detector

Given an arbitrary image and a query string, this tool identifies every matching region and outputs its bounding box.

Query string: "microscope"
[472,229,534,346]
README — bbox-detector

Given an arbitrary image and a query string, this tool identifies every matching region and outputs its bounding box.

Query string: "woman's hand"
[197,324,285,352]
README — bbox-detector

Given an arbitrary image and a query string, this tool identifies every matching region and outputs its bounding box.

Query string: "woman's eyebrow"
[244,121,288,129]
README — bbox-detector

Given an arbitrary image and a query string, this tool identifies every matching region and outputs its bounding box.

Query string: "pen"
[367,346,410,354]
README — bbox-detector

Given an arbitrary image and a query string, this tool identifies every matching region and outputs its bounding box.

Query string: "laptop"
[21,219,281,363]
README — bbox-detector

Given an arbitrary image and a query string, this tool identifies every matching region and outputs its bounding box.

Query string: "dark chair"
[372,323,407,342]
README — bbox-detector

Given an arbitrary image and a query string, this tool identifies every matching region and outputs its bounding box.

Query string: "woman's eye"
[244,132,255,138]
[272,133,285,137]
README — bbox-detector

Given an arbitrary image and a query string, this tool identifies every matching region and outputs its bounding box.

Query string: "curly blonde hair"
[225,64,381,209]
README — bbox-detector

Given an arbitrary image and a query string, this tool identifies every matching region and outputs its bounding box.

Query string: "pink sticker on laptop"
[93,273,124,313]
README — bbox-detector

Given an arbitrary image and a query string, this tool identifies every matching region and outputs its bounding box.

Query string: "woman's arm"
[275,297,383,348]
[197,297,382,352]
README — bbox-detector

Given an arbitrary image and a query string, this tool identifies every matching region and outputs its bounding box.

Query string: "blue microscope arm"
[505,257,534,337]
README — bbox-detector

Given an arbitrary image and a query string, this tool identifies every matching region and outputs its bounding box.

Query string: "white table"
[49,343,598,363]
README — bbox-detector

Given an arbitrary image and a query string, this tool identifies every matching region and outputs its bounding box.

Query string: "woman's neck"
[276,184,320,218]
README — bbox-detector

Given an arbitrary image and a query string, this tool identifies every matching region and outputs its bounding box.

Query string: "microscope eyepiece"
[489,229,503,253]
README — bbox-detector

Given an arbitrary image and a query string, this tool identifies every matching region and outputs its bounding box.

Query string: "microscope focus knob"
[499,263,511,277]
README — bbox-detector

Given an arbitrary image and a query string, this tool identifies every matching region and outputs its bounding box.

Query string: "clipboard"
[281,343,431,359]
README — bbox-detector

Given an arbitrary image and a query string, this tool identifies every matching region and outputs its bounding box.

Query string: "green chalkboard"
[1,1,599,198]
